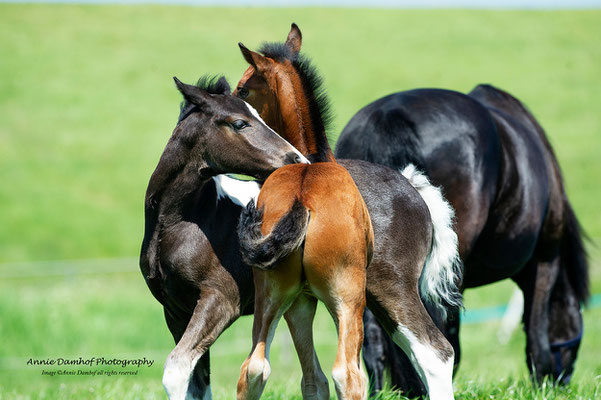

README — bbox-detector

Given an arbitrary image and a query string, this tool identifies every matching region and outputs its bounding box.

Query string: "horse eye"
[237,87,249,99]
[231,120,249,130]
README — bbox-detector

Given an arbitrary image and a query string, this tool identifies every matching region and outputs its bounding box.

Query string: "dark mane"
[178,75,231,123]
[259,42,335,159]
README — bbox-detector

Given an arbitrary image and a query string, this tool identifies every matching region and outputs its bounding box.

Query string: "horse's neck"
[149,171,210,226]
[278,79,335,163]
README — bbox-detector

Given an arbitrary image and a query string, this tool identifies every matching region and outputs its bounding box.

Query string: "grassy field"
[1,4,600,399]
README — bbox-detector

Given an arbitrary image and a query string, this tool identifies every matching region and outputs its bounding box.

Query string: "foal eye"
[237,87,249,99]
[231,120,249,130]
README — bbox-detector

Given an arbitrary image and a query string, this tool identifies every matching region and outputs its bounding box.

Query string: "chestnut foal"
[237,161,374,400]
[233,25,461,400]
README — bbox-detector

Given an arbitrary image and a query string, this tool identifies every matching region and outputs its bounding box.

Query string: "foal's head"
[171,75,307,180]
[234,24,334,162]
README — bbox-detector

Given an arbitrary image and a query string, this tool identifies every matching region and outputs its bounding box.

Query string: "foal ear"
[238,42,271,72]
[173,77,210,106]
[215,76,231,95]
[285,23,302,54]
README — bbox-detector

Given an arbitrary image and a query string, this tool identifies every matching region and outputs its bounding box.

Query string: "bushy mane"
[258,42,335,154]
[178,75,231,123]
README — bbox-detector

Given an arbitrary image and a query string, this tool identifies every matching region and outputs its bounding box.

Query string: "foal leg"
[284,293,330,400]
[326,294,368,400]
[362,309,388,396]
[311,267,367,400]
[368,283,455,400]
[163,288,239,400]
[164,310,213,400]
[238,253,303,400]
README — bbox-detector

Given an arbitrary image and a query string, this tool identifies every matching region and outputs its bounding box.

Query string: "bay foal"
[234,25,461,400]
[237,161,374,400]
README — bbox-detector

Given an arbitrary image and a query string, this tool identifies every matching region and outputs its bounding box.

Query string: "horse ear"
[238,42,270,72]
[215,76,231,95]
[173,77,210,106]
[285,23,302,54]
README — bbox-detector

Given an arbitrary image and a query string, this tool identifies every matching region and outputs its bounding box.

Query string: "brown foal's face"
[234,63,282,133]
[235,22,303,133]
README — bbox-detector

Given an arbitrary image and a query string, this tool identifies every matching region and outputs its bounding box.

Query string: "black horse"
[335,84,589,394]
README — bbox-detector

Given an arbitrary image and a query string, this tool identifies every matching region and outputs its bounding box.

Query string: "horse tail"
[561,199,590,305]
[238,198,309,270]
[401,164,463,320]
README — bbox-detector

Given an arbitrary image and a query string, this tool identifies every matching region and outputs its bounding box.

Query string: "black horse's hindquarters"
[335,84,587,392]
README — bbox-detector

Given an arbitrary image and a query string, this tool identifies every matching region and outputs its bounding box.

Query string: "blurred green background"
[1,5,600,399]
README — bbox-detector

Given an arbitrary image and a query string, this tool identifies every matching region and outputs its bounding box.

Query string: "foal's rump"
[238,162,374,273]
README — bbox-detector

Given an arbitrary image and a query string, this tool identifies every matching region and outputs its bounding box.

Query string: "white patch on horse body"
[244,102,310,164]
[392,324,455,400]
[213,175,260,207]
[401,164,462,319]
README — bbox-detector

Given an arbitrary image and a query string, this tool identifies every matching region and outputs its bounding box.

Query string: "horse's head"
[236,24,307,132]
[233,24,302,133]
[172,76,308,180]
[234,24,334,162]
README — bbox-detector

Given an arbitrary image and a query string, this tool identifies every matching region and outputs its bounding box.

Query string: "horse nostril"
[284,152,302,165]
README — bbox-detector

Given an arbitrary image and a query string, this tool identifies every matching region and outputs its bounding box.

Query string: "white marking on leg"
[331,366,348,397]
[213,174,260,207]
[392,324,455,400]
[242,314,282,399]
[163,351,211,400]
[247,355,271,384]
[244,102,310,164]
[163,352,195,400]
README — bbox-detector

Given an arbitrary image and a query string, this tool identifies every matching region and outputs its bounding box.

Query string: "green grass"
[1,260,601,399]
[1,4,600,399]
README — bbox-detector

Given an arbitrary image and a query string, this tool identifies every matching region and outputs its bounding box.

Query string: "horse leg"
[364,302,453,398]
[388,301,457,398]
[162,289,239,400]
[238,254,303,400]
[547,266,583,384]
[284,293,330,400]
[314,271,367,400]
[163,309,212,400]
[368,281,455,400]
[327,300,368,400]
[513,256,560,384]
[362,309,387,397]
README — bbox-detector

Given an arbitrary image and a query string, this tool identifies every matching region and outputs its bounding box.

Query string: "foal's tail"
[401,164,463,320]
[238,199,309,270]
[561,199,590,305]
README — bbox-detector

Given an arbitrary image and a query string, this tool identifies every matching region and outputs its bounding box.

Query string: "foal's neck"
[278,73,335,163]
[146,165,210,226]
